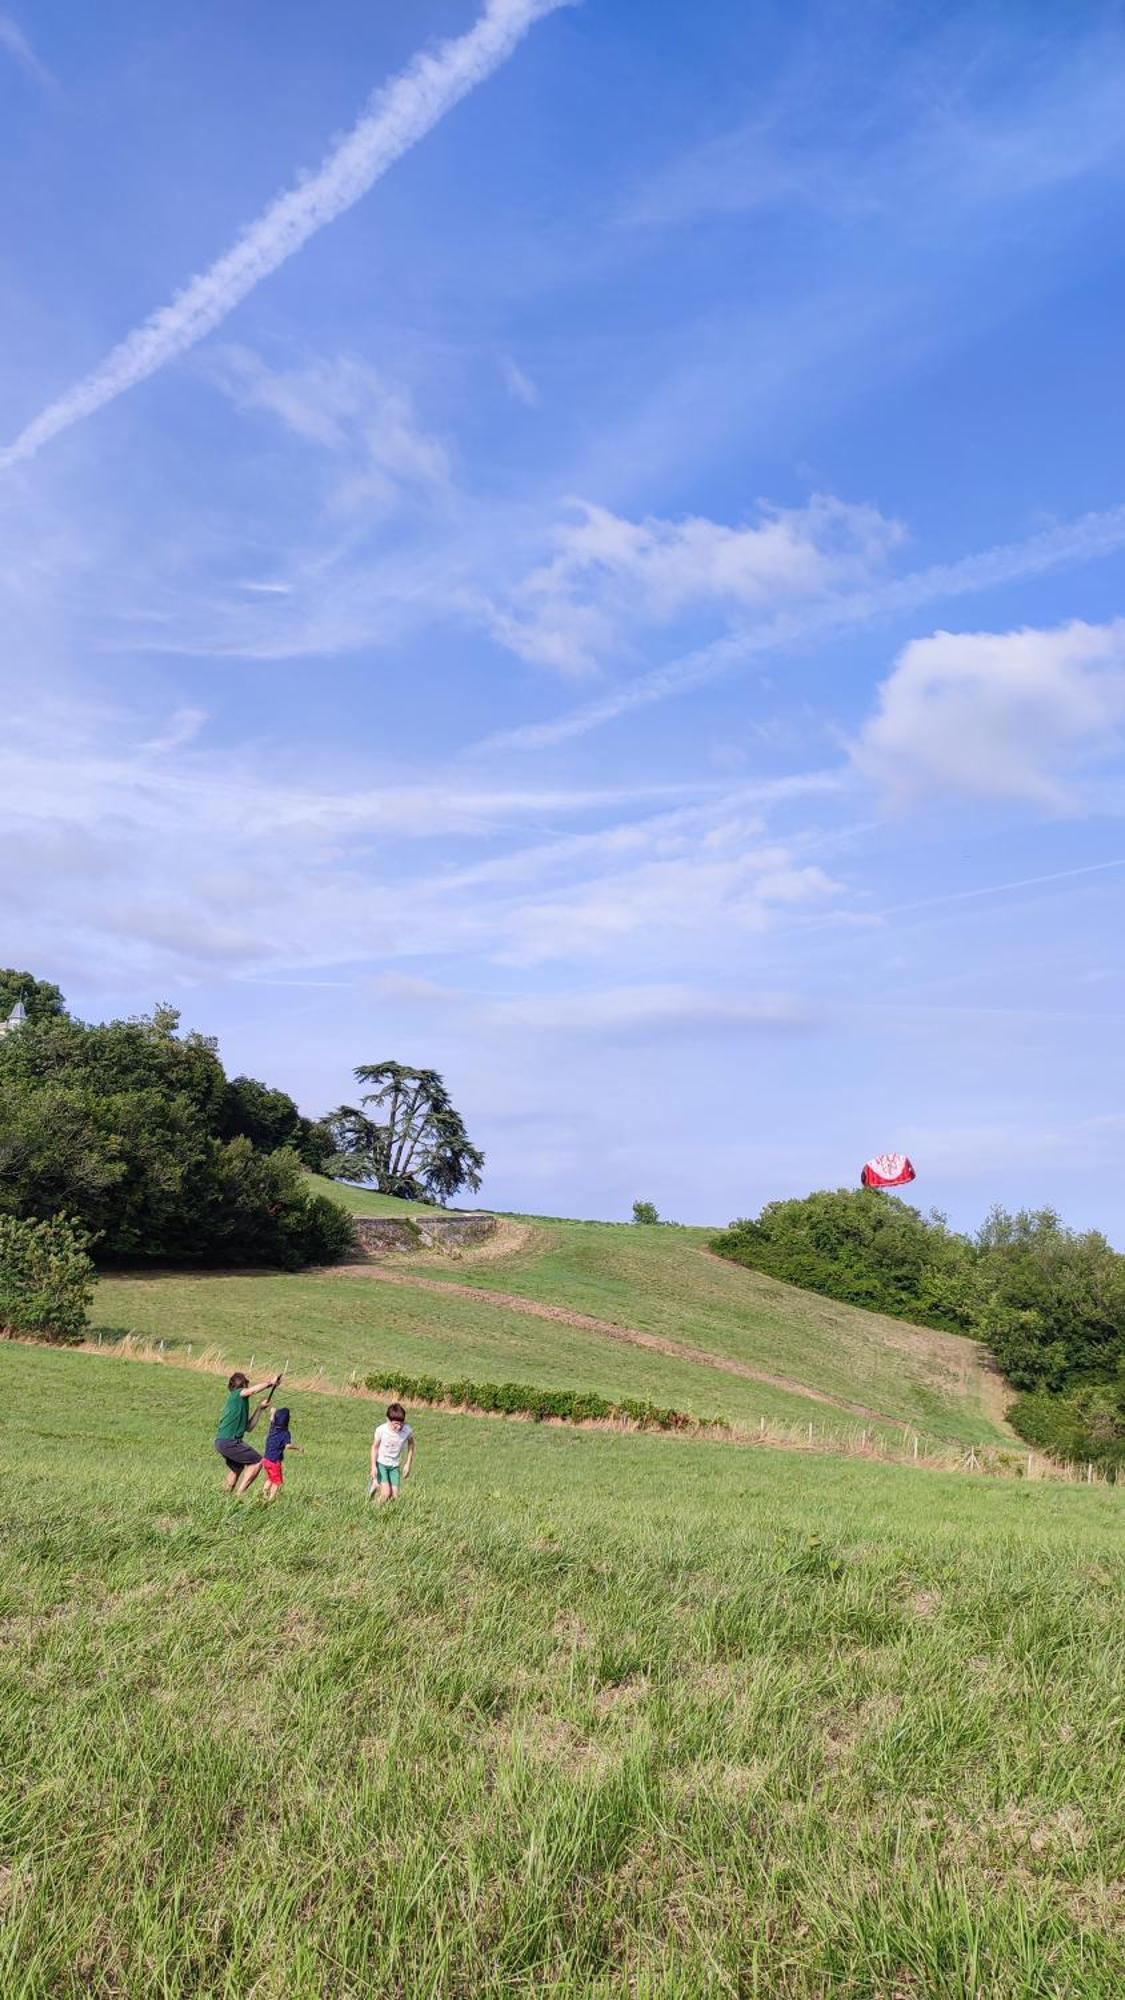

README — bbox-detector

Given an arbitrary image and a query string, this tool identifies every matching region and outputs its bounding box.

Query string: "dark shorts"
[215,1438,261,1470]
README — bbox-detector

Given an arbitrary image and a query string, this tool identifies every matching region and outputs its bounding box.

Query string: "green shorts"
[375,1463,402,1489]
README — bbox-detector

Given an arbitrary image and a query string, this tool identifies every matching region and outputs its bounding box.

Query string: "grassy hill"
[95,1195,1008,1450]
[303,1173,438,1216]
[2,1340,1122,1997]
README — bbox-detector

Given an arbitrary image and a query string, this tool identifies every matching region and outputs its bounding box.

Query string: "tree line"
[713,1189,1125,1471]
[0,970,484,1274]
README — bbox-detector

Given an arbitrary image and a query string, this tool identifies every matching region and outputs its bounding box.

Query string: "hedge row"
[363,1370,726,1432]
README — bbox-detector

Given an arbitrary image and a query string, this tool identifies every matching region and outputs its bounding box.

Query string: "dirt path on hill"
[316,1260,922,1430]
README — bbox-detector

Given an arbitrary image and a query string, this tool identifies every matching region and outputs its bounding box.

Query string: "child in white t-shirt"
[369,1401,416,1504]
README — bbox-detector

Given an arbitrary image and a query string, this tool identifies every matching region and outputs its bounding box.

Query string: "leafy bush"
[0,1214,94,1344]
[713,1189,958,1322]
[363,1371,724,1432]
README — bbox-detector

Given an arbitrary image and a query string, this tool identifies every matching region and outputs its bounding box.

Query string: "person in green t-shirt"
[214,1369,280,1493]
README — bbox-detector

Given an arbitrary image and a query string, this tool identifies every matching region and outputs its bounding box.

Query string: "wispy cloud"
[484,983,814,1036]
[485,493,903,674]
[0,702,841,984]
[621,28,1125,232]
[482,500,1125,751]
[210,347,452,514]
[0,10,54,91]
[0,0,570,471]
[501,355,540,407]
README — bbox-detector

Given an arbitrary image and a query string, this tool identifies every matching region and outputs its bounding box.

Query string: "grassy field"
[94,1205,1008,1449]
[93,1268,921,1445]
[2,1341,1123,1999]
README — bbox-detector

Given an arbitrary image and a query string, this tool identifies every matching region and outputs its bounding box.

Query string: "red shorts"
[263,1459,284,1486]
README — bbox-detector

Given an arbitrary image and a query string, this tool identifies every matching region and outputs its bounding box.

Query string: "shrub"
[362,1371,724,1433]
[0,1214,94,1344]
[712,1188,955,1322]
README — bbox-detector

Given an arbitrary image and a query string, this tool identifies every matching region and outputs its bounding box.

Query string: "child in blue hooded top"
[261,1406,302,1501]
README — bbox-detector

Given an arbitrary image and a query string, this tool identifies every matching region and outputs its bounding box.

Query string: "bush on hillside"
[713,1188,961,1322]
[184,1141,356,1269]
[0,1213,94,1344]
[713,1188,1125,1473]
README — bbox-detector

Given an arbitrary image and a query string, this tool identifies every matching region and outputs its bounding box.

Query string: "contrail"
[0,11,55,92]
[482,499,1125,752]
[0,0,570,472]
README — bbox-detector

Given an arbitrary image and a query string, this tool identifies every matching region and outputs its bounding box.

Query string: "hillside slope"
[381,1216,1010,1444]
[93,1186,1010,1446]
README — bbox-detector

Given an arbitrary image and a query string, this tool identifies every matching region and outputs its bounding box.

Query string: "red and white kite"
[860,1152,916,1190]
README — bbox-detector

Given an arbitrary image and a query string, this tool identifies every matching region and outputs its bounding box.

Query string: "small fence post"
[807,1422,813,1445]
[759,1417,766,1438]
[913,1434,919,1461]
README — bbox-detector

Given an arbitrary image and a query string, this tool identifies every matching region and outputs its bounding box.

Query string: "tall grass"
[2,1342,1123,1998]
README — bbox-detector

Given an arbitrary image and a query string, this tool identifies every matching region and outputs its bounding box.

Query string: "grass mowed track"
[2,1343,1123,1998]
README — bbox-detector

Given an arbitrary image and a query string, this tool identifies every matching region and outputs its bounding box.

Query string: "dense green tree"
[714,1188,956,1320]
[0,989,354,1268]
[0,969,65,1022]
[632,1200,660,1225]
[324,1062,484,1204]
[220,1075,303,1153]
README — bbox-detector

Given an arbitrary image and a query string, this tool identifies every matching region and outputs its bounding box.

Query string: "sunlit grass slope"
[2,1343,1122,1999]
[97,1204,1009,1445]
[92,1269,857,1435]
[303,1174,434,1216]
[394,1215,1009,1443]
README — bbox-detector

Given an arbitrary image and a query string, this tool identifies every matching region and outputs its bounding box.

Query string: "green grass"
[303,1174,437,1217]
[2,1342,1122,1998]
[94,1202,1009,1449]
[398,1217,1008,1443]
[92,1269,863,1438]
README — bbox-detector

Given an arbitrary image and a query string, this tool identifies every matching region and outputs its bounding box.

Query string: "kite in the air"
[860,1153,916,1190]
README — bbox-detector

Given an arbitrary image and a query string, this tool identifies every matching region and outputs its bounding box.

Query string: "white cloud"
[495,823,842,965]
[483,499,1125,750]
[0,0,570,470]
[485,983,813,1035]
[488,493,904,674]
[854,618,1125,807]
[0,706,844,985]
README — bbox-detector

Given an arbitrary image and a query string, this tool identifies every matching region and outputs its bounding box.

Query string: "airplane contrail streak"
[0,0,570,472]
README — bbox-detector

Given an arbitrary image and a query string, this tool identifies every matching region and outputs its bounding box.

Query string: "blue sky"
[4,0,1125,1233]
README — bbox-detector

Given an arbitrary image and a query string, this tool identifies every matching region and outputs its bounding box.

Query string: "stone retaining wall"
[352,1212,497,1257]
